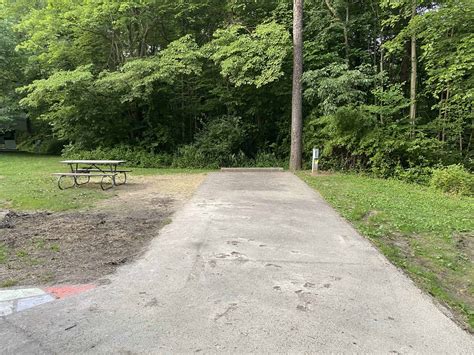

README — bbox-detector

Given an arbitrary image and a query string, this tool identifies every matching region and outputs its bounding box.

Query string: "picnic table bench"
[53,160,131,190]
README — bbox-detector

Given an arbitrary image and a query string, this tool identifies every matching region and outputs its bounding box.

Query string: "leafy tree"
[0,0,471,173]
[303,63,374,115]
[206,21,290,88]
[0,7,28,131]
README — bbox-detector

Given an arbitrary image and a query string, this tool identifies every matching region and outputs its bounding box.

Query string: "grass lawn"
[0,152,210,211]
[299,172,474,331]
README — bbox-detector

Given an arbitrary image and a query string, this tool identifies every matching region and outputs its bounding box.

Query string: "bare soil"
[0,174,206,287]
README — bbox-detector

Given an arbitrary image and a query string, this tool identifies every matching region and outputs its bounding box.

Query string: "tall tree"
[290,0,304,170]
[409,0,417,134]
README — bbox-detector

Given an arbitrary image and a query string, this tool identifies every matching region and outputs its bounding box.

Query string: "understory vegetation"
[299,172,474,331]
[0,0,472,182]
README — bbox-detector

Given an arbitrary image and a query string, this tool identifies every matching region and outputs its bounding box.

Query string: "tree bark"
[344,4,349,65]
[290,0,304,171]
[409,0,417,135]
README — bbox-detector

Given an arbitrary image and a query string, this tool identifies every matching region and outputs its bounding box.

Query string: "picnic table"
[53,160,131,190]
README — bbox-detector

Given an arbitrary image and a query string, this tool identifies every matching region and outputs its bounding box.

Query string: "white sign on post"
[312,148,320,174]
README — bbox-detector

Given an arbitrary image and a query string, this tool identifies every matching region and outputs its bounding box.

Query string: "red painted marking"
[44,284,96,299]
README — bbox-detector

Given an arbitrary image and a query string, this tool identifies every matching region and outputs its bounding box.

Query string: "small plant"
[430,165,473,196]
[33,239,46,249]
[161,218,173,227]
[0,243,7,264]
[16,250,28,258]
[1,279,18,288]
[50,244,60,252]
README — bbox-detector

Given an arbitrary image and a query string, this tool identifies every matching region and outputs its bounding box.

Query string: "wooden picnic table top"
[60,160,126,165]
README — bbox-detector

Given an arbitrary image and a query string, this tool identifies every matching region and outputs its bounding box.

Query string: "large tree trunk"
[290,0,304,171]
[409,0,417,134]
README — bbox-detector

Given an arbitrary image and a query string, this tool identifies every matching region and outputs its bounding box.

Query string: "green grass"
[0,152,210,211]
[0,243,7,263]
[0,279,18,288]
[298,171,474,331]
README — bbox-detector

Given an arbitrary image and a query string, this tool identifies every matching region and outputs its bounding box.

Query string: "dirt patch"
[0,174,206,286]
[454,233,474,260]
[362,210,380,222]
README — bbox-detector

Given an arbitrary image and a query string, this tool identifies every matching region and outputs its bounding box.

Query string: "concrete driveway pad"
[1,172,472,353]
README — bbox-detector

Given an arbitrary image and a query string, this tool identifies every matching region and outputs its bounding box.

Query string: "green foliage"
[63,144,173,169]
[18,65,113,145]
[393,166,433,185]
[367,134,447,179]
[1,0,473,183]
[96,35,203,103]
[383,0,474,158]
[304,105,449,179]
[303,64,374,115]
[0,17,25,129]
[1,0,473,327]
[206,21,291,88]
[365,82,410,121]
[17,35,203,148]
[194,116,246,162]
[254,151,286,168]
[430,165,474,196]
[172,145,211,169]
[174,116,247,168]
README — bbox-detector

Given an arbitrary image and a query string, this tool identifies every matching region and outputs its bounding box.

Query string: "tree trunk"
[344,4,349,66]
[442,85,450,142]
[290,0,304,171]
[409,0,417,135]
[379,47,384,124]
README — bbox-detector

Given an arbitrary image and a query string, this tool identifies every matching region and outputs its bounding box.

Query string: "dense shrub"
[172,116,288,168]
[253,151,287,168]
[191,115,247,167]
[62,144,286,170]
[303,106,453,182]
[62,144,173,168]
[393,166,433,185]
[430,165,474,196]
[172,145,215,169]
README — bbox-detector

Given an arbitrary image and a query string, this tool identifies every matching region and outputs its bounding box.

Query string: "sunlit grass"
[0,152,211,211]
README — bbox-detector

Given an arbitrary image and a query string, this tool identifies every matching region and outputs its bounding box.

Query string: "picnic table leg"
[110,164,117,186]
[57,175,75,190]
[100,175,114,191]
[111,163,127,186]
[69,163,79,187]
[117,171,127,185]
[69,163,90,187]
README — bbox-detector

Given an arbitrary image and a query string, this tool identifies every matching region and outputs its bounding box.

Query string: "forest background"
[0,0,472,184]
